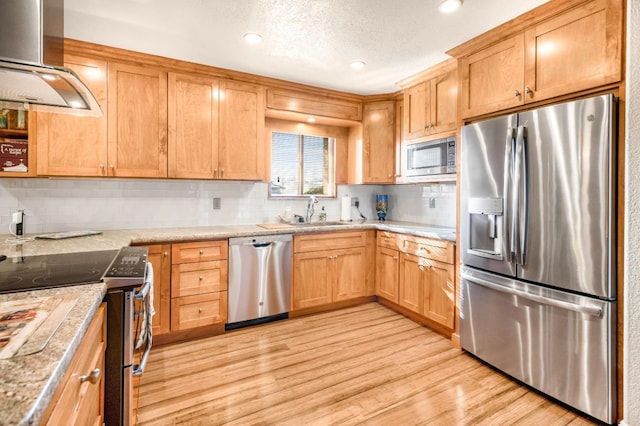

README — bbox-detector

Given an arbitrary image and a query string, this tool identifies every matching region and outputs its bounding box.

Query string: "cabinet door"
[36,55,108,176]
[362,101,395,184]
[430,69,458,135]
[523,0,622,102]
[398,252,423,313]
[145,244,171,336]
[422,259,455,329]
[168,73,219,179]
[404,81,430,140]
[108,62,167,177]
[334,247,367,301]
[292,251,333,309]
[218,80,265,180]
[460,35,525,118]
[376,246,399,303]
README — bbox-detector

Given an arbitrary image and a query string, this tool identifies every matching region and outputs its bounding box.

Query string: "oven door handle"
[133,338,151,376]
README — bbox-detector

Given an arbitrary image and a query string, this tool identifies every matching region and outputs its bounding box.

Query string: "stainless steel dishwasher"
[227,234,292,329]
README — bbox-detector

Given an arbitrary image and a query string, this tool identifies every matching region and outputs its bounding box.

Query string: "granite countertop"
[0,220,456,425]
[0,220,455,258]
[0,283,106,426]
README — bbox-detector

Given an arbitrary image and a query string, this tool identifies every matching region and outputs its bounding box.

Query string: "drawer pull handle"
[79,368,101,385]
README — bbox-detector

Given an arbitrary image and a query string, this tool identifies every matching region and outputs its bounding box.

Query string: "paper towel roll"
[340,196,351,221]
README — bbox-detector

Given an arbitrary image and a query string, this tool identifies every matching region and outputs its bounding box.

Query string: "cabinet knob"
[199,276,203,281]
[214,168,218,175]
[221,168,225,176]
[164,251,168,257]
[514,90,521,98]
[79,368,101,385]
[199,250,204,255]
[524,87,533,97]
[99,164,104,169]
[109,164,114,169]
[392,256,398,260]
[388,174,393,178]
[198,308,203,313]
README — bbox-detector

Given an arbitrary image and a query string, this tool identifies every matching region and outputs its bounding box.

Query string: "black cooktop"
[0,249,119,294]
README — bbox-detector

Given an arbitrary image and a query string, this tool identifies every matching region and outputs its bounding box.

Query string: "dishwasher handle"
[238,241,274,248]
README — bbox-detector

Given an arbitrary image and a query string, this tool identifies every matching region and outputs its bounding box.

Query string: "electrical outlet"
[351,197,359,206]
[429,198,436,208]
[212,197,221,210]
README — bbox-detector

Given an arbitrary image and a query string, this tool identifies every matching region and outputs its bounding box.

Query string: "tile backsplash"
[0,178,456,233]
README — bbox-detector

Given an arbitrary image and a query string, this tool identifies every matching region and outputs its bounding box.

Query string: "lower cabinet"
[44,303,106,425]
[292,231,371,310]
[143,244,171,336]
[170,241,228,331]
[376,231,456,331]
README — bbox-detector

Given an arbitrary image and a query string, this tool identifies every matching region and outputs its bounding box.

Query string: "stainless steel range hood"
[0,0,102,116]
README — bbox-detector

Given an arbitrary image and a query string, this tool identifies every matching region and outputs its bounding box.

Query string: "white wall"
[623,0,640,424]
[0,179,455,233]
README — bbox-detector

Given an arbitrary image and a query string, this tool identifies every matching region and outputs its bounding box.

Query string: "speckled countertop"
[0,220,455,425]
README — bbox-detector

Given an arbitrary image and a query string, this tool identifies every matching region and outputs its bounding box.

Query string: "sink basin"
[293,221,351,226]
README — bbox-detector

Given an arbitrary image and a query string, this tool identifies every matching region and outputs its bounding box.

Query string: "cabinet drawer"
[402,236,454,264]
[172,240,228,263]
[294,231,366,253]
[171,260,228,297]
[171,291,228,331]
[45,304,106,426]
[377,231,399,249]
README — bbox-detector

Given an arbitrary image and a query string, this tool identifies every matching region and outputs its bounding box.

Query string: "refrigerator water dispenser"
[467,197,504,260]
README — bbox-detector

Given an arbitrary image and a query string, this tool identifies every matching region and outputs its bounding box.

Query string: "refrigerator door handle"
[511,127,521,263]
[513,125,528,265]
[505,127,516,263]
[461,272,603,317]
[516,125,528,265]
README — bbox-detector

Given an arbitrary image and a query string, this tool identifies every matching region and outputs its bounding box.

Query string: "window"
[270,132,336,197]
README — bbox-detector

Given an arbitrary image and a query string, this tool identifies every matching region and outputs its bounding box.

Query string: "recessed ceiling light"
[243,33,263,45]
[438,0,462,13]
[350,61,366,70]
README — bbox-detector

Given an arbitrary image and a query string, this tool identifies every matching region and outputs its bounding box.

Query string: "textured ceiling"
[64,0,549,95]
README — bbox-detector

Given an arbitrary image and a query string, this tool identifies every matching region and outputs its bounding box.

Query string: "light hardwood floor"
[135,303,596,425]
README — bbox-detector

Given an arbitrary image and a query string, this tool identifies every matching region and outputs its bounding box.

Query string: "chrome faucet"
[306,195,318,223]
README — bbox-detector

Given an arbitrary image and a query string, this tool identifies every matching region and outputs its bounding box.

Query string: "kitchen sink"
[293,221,351,226]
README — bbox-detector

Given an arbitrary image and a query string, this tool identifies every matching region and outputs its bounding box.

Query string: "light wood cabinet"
[170,240,228,331]
[168,75,264,180]
[266,89,363,121]
[403,66,457,141]
[36,55,108,177]
[218,80,265,180]
[458,0,622,118]
[361,101,396,184]
[107,62,168,177]
[376,232,400,303]
[376,231,456,331]
[44,304,106,425]
[292,231,369,310]
[167,73,219,179]
[144,244,171,336]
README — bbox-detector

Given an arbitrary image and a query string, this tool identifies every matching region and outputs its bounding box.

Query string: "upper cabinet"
[453,0,623,118]
[400,59,458,142]
[168,73,220,179]
[218,81,265,180]
[168,76,264,180]
[36,55,108,177]
[108,62,168,178]
[360,100,396,184]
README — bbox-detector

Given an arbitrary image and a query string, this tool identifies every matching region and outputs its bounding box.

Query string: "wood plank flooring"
[134,303,596,425]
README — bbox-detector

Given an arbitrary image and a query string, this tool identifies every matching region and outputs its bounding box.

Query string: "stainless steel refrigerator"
[459,94,617,424]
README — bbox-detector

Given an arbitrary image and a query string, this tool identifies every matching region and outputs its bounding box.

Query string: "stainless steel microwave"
[402,136,456,181]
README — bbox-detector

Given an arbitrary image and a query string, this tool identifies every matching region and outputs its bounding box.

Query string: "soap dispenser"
[319,206,327,222]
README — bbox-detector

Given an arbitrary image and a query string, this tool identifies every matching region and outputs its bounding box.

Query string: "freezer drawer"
[460,267,616,424]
